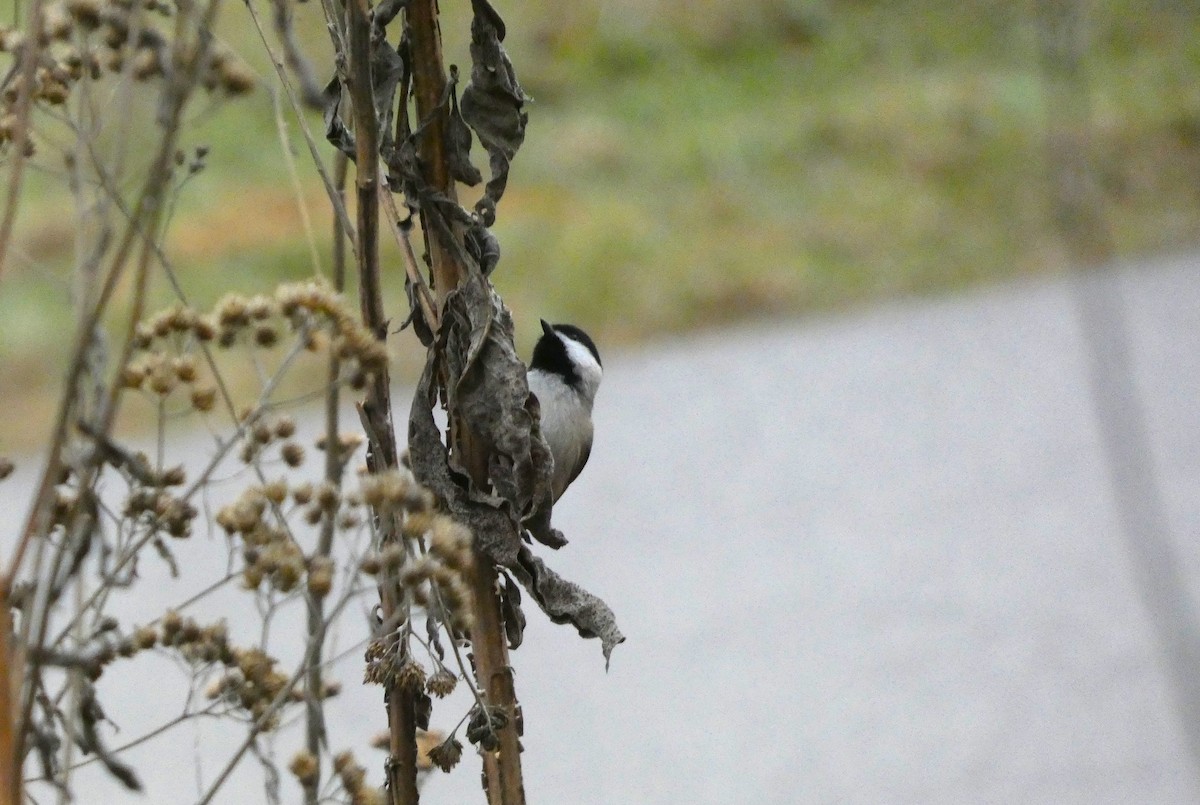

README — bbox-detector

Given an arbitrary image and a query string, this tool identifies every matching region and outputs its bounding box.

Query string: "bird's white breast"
[528,369,594,502]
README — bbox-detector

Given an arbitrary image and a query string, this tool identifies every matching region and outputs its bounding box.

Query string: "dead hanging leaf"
[465,225,501,277]
[499,570,526,649]
[409,357,524,567]
[459,0,527,226]
[513,547,625,668]
[440,270,553,524]
[447,66,483,187]
[323,76,356,160]
[370,37,406,155]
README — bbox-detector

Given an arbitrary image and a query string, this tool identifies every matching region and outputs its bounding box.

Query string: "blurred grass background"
[1,0,1199,449]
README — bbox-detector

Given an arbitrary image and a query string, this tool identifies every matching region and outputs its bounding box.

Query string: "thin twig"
[244,0,358,258]
[0,0,46,286]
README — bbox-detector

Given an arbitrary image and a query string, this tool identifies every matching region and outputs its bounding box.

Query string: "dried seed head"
[0,29,25,53]
[148,362,176,396]
[173,356,197,383]
[426,736,463,773]
[216,294,249,327]
[307,556,334,599]
[66,0,103,28]
[332,750,354,775]
[119,364,147,390]
[426,668,457,698]
[252,421,273,445]
[315,482,340,511]
[247,295,274,320]
[289,751,319,787]
[380,544,406,572]
[263,479,288,505]
[190,386,217,412]
[292,482,313,505]
[273,561,300,592]
[281,441,304,468]
[41,3,73,40]
[159,464,186,486]
[131,47,160,80]
[39,80,70,105]
[273,415,296,439]
[161,610,182,637]
[242,564,264,589]
[193,315,217,341]
[359,555,381,576]
[254,325,278,348]
[395,660,426,694]
[218,60,255,95]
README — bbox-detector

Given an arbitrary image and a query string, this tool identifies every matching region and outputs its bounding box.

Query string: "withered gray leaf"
[370,38,406,155]
[322,76,356,160]
[371,0,407,30]
[425,612,445,661]
[459,0,527,226]
[414,690,432,731]
[465,225,501,277]
[440,272,552,523]
[447,69,484,187]
[499,570,526,649]
[408,358,522,568]
[514,547,625,668]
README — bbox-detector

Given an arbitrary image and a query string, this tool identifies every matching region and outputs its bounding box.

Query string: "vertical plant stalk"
[302,152,350,805]
[406,1,526,803]
[1037,0,1200,780]
[343,2,420,802]
[0,601,17,805]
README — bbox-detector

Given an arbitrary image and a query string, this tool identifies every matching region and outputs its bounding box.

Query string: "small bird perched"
[527,319,602,503]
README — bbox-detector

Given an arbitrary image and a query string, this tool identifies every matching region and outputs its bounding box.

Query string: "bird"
[527,319,602,503]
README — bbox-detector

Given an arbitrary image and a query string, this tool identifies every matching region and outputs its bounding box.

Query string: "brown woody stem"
[344,0,420,801]
[406,0,526,802]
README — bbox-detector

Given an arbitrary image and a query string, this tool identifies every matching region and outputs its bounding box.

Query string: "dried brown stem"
[0,0,45,286]
[343,0,420,801]
[406,0,526,802]
[0,599,18,805]
[301,151,350,805]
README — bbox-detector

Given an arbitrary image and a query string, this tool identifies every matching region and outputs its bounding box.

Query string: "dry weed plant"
[0,0,622,803]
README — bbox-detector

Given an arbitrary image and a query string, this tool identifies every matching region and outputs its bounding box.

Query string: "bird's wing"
[567,434,592,487]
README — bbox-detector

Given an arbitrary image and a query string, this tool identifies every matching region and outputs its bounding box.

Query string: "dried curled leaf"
[513,547,625,669]
[441,271,552,526]
[323,76,356,160]
[459,0,527,226]
[447,67,483,187]
[499,570,526,650]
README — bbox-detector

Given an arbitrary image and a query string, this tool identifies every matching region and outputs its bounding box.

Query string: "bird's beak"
[540,319,554,337]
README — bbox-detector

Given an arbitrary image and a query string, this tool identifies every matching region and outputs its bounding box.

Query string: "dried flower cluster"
[161,611,233,665]
[124,484,198,539]
[426,734,464,773]
[216,483,310,593]
[356,470,476,631]
[203,642,293,730]
[332,750,384,805]
[0,0,255,151]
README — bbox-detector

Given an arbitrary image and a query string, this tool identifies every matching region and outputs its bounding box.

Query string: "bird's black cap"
[531,321,602,386]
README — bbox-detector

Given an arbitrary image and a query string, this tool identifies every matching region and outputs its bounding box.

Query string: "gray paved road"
[3,254,1199,803]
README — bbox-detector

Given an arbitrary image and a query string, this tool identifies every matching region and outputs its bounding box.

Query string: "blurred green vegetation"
[2,0,1199,446]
